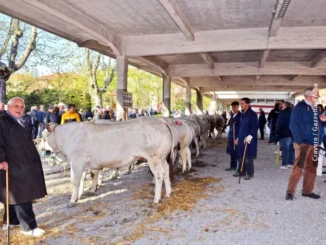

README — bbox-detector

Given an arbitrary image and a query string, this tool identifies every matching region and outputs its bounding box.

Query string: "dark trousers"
[230,152,238,169]
[31,126,38,139]
[3,202,37,231]
[238,157,254,176]
[259,124,265,139]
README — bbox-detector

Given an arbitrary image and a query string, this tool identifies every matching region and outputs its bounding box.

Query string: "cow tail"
[160,119,175,181]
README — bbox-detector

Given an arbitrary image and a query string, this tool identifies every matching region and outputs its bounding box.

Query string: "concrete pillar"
[196,88,203,115]
[162,75,171,117]
[116,56,128,121]
[185,86,191,116]
[209,97,217,115]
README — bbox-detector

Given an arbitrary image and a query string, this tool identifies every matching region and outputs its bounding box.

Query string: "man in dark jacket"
[286,87,326,201]
[258,107,266,140]
[37,105,46,138]
[44,106,60,124]
[29,106,39,139]
[233,98,258,180]
[267,103,280,143]
[0,97,47,236]
[102,106,112,120]
[275,101,294,169]
[226,101,241,171]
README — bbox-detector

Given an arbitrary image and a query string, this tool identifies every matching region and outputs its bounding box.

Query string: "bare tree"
[85,49,115,107]
[0,18,37,102]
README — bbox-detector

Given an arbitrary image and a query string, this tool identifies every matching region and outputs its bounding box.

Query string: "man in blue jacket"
[286,87,326,200]
[233,98,258,180]
[275,101,294,169]
[226,101,241,171]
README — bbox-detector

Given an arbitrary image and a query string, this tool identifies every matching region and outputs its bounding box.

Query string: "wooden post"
[116,56,128,121]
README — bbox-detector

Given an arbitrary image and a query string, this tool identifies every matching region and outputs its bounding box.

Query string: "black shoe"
[302,193,320,199]
[259,138,264,140]
[225,167,236,171]
[244,175,253,180]
[286,192,294,200]
[233,172,245,177]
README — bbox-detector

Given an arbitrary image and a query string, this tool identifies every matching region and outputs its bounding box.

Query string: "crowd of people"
[225,87,326,201]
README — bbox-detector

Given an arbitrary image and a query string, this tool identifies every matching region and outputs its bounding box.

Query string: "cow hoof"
[67,202,77,208]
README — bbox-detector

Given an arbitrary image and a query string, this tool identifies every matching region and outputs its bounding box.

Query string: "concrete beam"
[189,76,325,87]
[311,52,326,68]
[291,75,302,81]
[269,0,292,37]
[259,50,270,68]
[137,56,168,76]
[200,53,215,69]
[122,27,326,56]
[158,0,194,41]
[202,86,306,93]
[168,62,326,77]
[21,0,121,55]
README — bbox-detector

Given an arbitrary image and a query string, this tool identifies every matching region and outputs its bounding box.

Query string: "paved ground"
[1,136,326,245]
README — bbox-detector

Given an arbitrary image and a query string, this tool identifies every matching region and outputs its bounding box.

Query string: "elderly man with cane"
[286,87,326,200]
[233,98,258,180]
[0,97,47,237]
[225,101,242,171]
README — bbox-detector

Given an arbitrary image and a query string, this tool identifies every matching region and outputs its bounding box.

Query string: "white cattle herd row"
[40,114,225,206]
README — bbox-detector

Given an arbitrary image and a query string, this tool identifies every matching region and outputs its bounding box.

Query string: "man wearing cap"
[226,101,242,171]
[61,104,81,124]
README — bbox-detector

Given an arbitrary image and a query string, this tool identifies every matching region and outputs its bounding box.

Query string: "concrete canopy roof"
[1,0,326,94]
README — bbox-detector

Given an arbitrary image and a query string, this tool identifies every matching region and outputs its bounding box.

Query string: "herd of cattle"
[40,114,225,206]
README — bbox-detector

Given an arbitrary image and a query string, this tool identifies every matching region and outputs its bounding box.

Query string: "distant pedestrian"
[258,107,267,140]
[61,104,81,124]
[275,101,294,169]
[267,103,280,143]
[85,108,93,120]
[30,106,39,139]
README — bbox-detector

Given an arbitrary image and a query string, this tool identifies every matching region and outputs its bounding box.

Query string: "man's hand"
[234,139,238,145]
[244,135,253,144]
[320,114,326,122]
[0,161,8,170]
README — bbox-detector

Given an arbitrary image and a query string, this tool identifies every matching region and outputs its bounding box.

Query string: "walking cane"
[276,144,280,165]
[6,169,10,245]
[238,143,248,184]
[233,123,236,151]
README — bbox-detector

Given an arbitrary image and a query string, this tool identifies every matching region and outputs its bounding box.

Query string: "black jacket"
[258,111,267,126]
[0,112,47,204]
[22,114,33,136]
[102,111,111,120]
[275,107,292,140]
[44,112,60,124]
[30,109,39,126]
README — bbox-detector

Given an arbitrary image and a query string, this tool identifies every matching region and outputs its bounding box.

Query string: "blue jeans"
[279,137,294,166]
[269,120,274,142]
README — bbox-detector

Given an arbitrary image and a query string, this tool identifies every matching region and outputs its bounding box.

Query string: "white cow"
[181,117,201,157]
[163,118,194,173]
[191,115,210,148]
[45,117,175,205]
[205,114,225,139]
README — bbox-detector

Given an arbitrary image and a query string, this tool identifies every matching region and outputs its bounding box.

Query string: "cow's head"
[44,123,59,153]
